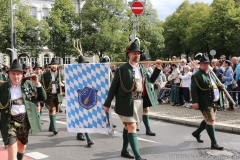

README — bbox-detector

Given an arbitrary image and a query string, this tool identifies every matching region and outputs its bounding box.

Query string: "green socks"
[17,152,24,160]
[128,133,141,159]
[142,115,150,131]
[206,124,217,144]
[193,120,206,135]
[121,128,129,153]
[50,114,57,129]
[85,133,91,140]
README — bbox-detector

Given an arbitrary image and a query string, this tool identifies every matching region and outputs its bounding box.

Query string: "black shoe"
[172,103,177,106]
[158,99,162,104]
[53,128,58,135]
[59,109,63,113]
[76,133,85,141]
[192,132,203,143]
[136,156,147,160]
[113,124,117,128]
[136,128,140,131]
[211,143,224,150]
[49,127,53,132]
[146,130,156,136]
[121,150,134,159]
[87,139,94,147]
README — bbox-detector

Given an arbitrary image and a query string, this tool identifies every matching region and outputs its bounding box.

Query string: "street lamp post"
[10,0,16,62]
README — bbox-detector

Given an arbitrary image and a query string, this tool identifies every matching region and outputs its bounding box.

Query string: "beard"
[132,57,140,63]
[51,68,56,72]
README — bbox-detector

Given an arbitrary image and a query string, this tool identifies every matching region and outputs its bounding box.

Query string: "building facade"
[13,0,98,67]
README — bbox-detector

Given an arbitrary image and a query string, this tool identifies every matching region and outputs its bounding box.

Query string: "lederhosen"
[119,78,143,123]
[8,98,30,145]
[47,73,60,112]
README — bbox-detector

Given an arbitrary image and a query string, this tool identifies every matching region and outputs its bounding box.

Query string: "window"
[44,54,50,65]
[65,56,70,64]
[31,57,37,65]
[56,57,61,64]
[20,57,27,64]
[42,8,49,20]
[32,7,37,19]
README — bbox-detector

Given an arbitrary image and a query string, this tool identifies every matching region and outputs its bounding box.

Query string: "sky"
[150,0,213,20]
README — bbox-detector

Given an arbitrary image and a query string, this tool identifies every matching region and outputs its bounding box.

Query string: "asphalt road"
[1,99,240,160]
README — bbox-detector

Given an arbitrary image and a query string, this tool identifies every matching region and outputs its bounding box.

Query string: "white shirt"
[209,74,220,102]
[51,72,57,93]
[10,84,26,116]
[129,62,142,79]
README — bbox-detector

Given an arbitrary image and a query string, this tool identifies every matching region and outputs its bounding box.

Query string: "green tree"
[80,0,130,61]
[0,0,50,57]
[46,0,77,61]
[136,0,165,60]
[208,0,240,57]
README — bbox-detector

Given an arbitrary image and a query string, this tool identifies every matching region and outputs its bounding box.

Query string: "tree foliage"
[162,0,240,59]
[0,0,50,57]
[46,0,77,59]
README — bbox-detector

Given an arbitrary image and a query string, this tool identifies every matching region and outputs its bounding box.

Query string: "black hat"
[2,66,8,71]
[100,57,109,63]
[33,62,42,70]
[50,58,59,65]
[7,59,24,73]
[22,62,30,69]
[126,42,143,54]
[140,54,150,61]
[44,64,50,68]
[199,53,210,63]
[77,55,89,63]
[224,60,231,65]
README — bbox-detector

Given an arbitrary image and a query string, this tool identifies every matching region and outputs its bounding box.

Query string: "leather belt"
[12,113,27,123]
[12,98,24,105]
[134,92,142,100]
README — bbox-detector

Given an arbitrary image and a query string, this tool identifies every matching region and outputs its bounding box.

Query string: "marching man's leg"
[142,107,155,136]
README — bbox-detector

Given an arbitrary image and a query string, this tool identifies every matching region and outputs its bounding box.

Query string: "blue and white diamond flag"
[64,63,111,133]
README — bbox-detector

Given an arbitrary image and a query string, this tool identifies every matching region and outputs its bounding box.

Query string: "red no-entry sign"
[131,1,144,15]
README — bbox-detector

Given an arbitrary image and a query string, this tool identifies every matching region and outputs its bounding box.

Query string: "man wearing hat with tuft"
[41,58,64,135]
[33,62,45,122]
[138,54,158,136]
[221,60,234,111]
[43,64,50,73]
[75,55,94,147]
[191,53,224,150]
[104,42,162,160]
[22,62,31,77]
[0,59,47,160]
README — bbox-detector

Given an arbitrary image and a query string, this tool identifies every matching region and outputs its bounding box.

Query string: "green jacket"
[41,71,64,104]
[1,73,8,81]
[191,69,223,110]
[0,80,47,144]
[104,62,161,116]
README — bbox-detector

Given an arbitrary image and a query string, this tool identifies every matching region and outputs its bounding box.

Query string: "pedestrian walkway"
[149,103,240,134]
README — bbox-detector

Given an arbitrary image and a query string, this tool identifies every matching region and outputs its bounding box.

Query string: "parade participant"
[104,42,162,160]
[138,54,158,136]
[191,53,224,150]
[22,63,31,77]
[2,66,9,81]
[41,58,64,135]
[0,59,46,160]
[75,55,94,147]
[44,64,50,72]
[33,62,44,121]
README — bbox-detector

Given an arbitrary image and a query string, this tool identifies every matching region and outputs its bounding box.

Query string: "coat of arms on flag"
[64,63,111,133]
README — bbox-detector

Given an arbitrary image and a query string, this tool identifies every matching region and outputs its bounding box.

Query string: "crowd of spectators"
[152,55,240,112]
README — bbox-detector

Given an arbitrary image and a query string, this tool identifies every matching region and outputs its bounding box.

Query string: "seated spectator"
[158,81,172,103]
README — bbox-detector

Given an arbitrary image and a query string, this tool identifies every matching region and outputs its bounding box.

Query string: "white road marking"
[25,152,49,160]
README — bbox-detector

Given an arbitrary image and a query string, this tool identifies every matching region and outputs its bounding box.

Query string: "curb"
[149,113,240,134]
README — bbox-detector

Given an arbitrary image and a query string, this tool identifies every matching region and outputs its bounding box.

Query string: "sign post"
[129,1,145,44]
[210,50,216,59]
